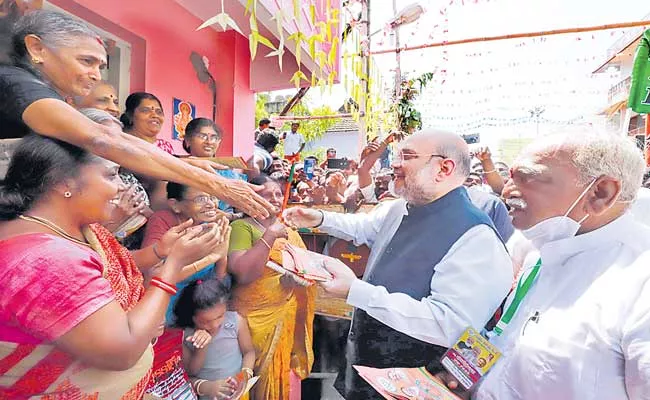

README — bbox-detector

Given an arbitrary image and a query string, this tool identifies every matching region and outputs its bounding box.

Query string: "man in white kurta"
[285,131,512,399]
[474,132,650,399]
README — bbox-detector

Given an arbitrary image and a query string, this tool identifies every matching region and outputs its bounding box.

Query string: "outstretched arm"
[22,99,272,218]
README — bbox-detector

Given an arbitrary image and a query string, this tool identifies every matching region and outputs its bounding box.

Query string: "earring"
[32,58,42,64]
[64,191,72,198]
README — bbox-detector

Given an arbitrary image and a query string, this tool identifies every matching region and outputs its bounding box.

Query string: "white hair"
[79,108,123,128]
[565,130,644,202]
[12,10,102,64]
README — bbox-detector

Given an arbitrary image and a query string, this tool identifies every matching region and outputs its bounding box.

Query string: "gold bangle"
[483,169,497,174]
[194,379,207,396]
[259,237,272,250]
[242,367,254,379]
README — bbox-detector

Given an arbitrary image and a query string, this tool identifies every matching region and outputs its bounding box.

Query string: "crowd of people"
[2,8,650,400]
[0,10,307,400]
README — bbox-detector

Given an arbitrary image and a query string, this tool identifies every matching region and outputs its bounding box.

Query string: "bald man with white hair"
[284,130,512,399]
[471,132,650,400]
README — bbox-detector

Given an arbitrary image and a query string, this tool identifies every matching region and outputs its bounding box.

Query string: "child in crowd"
[174,279,255,400]
[143,273,197,400]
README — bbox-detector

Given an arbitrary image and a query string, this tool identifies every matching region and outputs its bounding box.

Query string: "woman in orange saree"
[228,174,316,400]
[0,134,223,398]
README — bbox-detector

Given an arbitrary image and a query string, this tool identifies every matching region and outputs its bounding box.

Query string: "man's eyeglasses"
[136,106,164,116]
[186,195,219,206]
[391,152,447,163]
[194,133,221,143]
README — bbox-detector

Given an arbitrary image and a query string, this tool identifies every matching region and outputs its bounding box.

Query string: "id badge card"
[440,327,501,390]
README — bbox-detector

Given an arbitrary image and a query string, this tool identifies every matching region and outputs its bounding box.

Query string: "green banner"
[629,30,650,114]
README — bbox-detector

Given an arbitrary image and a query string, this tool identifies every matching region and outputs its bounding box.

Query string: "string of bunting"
[433,116,588,133]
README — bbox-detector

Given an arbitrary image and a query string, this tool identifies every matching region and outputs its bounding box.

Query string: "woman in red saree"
[81,107,233,400]
[0,134,224,398]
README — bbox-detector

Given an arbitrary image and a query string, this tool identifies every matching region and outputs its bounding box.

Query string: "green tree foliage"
[255,92,270,126]
[278,101,337,142]
[394,72,434,133]
[255,94,337,160]
[275,100,337,159]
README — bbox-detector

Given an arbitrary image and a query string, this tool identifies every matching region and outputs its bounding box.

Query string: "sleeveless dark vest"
[335,187,502,399]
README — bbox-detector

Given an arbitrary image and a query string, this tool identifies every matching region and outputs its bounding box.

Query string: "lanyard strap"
[493,258,542,336]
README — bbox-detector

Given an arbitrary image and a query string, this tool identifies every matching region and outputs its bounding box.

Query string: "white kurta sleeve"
[622,275,650,399]
[347,224,513,347]
[359,183,377,202]
[319,200,399,248]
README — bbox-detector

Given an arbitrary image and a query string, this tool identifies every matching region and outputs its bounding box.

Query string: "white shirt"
[630,187,650,227]
[475,213,650,400]
[283,131,305,155]
[320,198,513,347]
[508,187,650,276]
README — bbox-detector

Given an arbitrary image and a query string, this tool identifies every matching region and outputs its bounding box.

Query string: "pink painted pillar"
[232,33,256,160]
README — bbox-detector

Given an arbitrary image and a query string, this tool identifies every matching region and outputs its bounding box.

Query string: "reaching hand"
[186,329,213,349]
[310,186,327,205]
[156,219,195,258]
[165,222,224,276]
[283,208,324,229]
[205,217,232,264]
[473,147,492,162]
[185,217,231,272]
[107,184,147,231]
[156,218,194,257]
[214,179,274,220]
[207,377,238,400]
[385,130,405,144]
[319,257,357,298]
[265,220,288,241]
[184,157,228,171]
[360,141,383,162]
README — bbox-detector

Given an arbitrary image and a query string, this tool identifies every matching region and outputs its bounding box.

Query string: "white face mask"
[521,178,597,249]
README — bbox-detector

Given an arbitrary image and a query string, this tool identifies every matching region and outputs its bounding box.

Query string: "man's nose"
[501,179,519,199]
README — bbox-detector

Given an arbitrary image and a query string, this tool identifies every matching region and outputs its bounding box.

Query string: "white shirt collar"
[539,212,632,268]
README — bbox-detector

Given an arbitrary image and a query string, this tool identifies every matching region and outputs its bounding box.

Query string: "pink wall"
[51,0,255,157]
[175,0,342,92]
[232,33,256,157]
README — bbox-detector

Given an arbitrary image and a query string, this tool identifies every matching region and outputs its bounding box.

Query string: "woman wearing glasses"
[183,118,246,220]
[183,118,222,158]
[143,183,231,323]
[140,182,231,399]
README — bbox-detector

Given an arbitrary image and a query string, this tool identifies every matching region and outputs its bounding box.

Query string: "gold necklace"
[19,215,92,248]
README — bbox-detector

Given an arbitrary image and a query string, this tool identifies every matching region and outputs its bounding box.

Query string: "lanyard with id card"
[440,328,501,390]
[440,258,542,389]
